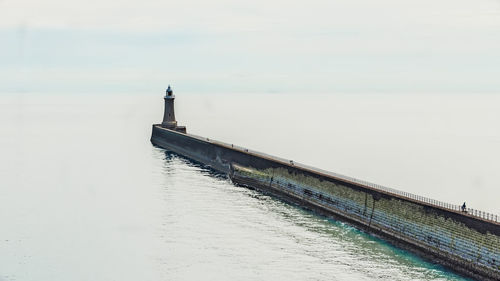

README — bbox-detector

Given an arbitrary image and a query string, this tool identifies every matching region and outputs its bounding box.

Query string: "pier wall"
[151,125,500,280]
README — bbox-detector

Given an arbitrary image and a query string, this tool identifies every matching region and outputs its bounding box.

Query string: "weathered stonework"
[231,164,500,280]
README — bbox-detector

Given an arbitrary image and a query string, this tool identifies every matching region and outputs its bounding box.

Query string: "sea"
[1,92,499,281]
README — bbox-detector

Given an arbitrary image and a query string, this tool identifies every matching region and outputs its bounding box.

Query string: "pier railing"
[200,134,500,224]
[296,162,500,224]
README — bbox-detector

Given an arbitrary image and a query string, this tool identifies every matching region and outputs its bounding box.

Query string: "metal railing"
[195,133,499,224]
[296,162,500,224]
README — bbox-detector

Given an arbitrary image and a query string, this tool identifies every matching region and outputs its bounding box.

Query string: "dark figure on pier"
[461,202,466,212]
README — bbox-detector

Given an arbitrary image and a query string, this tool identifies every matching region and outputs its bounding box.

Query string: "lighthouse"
[161,85,186,133]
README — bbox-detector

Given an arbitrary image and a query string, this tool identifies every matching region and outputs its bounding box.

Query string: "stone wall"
[230,165,500,280]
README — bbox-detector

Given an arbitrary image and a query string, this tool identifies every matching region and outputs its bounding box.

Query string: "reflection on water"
[155,150,469,281]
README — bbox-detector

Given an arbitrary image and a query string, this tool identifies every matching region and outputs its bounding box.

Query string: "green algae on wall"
[231,164,500,280]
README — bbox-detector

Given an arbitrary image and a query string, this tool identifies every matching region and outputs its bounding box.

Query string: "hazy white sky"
[1,0,500,93]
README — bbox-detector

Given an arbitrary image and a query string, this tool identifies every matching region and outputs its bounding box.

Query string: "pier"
[151,87,500,281]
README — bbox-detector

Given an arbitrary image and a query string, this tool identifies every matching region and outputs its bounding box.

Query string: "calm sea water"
[2,92,498,281]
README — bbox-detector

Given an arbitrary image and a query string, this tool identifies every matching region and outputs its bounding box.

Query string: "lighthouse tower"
[161,85,186,133]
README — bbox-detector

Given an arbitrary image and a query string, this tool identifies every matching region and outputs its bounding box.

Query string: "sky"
[1,0,500,93]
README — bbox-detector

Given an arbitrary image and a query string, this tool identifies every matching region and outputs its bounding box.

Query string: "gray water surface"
[2,93,494,280]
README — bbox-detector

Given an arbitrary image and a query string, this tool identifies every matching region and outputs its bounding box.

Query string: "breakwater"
[151,124,500,280]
